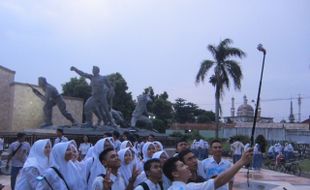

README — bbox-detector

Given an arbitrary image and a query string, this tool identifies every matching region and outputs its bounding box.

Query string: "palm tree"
[195,38,246,138]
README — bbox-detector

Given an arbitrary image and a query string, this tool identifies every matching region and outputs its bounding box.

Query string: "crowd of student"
[3,129,253,190]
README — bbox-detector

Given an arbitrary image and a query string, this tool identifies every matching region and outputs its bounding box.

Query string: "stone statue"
[70,66,115,127]
[29,77,77,128]
[130,93,153,128]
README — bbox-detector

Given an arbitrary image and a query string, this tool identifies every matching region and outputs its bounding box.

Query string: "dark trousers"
[11,166,22,190]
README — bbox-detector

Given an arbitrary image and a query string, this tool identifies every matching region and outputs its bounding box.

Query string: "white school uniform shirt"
[134,179,162,190]
[85,138,114,190]
[16,139,51,190]
[54,136,68,145]
[79,142,92,155]
[36,142,87,190]
[202,157,232,190]
[167,180,215,190]
[92,172,126,190]
[8,141,31,167]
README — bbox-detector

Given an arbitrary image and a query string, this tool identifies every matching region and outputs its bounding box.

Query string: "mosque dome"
[237,95,254,117]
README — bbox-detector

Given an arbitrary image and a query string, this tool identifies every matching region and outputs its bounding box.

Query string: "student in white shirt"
[79,135,92,160]
[36,142,86,190]
[15,139,52,190]
[54,128,68,145]
[163,148,253,190]
[203,140,233,190]
[112,131,122,151]
[134,159,163,190]
[92,148,139,190]
[85,138,115,190]
[142,142,156,162]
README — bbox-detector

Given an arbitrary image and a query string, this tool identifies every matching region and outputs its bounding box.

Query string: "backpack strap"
[51,167,70,190]
[43,176,54,190]
[139,182,150,190]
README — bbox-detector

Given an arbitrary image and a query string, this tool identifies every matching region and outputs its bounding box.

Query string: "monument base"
[23,124,166,137]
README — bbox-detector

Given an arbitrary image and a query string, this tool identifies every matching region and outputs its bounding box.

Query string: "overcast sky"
[1,0,309,122]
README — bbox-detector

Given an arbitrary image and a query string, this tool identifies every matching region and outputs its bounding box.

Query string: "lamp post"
[248,44,267,187]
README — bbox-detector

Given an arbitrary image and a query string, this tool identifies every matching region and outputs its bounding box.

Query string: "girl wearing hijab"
[153,141,164,152]
[36,142,86,190]
[15,139,51,190]
[152,151,171,190]
[142,142,156,162]
[118,147,139,187]
[133,142,156,187]
[84,137,114,190]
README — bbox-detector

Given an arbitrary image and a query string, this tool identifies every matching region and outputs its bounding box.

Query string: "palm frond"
[224,47,246,59]
[207,45,217,59]
[195,60,214,84]
[224,60,243,90]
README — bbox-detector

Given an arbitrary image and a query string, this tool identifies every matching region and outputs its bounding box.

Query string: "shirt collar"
[172,181,187,188]
[211,156,224,165]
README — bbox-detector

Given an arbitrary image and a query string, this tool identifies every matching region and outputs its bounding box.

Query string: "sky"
[0,0,309,122]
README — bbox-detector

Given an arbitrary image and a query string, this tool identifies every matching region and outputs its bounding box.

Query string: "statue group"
[30,66,153,130]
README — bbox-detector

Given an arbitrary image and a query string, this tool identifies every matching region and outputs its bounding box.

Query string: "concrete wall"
[10,83,83,131]
[0,66,15,131]
[167,122,310,143]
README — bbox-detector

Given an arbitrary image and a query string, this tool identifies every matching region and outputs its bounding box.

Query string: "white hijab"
[51,142,85,190]
[118,148,134,186]
[87,138,114,189]
[153,141,164,151]
[120,140,132,150]
[23,139,51,174]
[142,142,155,162]
[152,150,169,159]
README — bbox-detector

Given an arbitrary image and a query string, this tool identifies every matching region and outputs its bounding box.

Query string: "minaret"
[243,95,248,105]
[288,100,295,123]
[231,97,235,117]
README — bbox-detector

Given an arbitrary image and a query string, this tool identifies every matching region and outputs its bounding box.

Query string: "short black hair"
[17,132,26,139]
[148,134,155,138]
[163,156,180,181]
[144,158,161,177]
[175,138,187,148]
[56,128,64,134]
[99,148,114,161]
[112,131,120,138]
[104,132,112,137]
[178,149,193,162]
[210,139,222,147]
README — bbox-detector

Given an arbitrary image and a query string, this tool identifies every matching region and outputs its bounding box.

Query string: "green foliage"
[255,134,267,153]
[229,135,250,144]
[108,73,135,121]
[169,130,204,141]
[152,119,167,133]
[196,110,215,123]
[195,38,246,138]
[173,98,215,124]
[62,77,91,101]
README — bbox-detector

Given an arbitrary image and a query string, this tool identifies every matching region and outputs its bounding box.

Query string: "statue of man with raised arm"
[70,66,115,127]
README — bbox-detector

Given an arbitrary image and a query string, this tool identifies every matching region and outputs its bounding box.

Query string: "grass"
[299,159,310,173]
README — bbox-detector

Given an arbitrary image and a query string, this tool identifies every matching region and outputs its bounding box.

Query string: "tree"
[62,77,91,101]
[196,38,246,138]
[108,72,135,121]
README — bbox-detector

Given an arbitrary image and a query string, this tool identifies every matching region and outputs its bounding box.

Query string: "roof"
[170,123,235,130]
[0,65,16,74]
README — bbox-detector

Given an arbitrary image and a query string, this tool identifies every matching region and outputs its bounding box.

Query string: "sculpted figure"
[130,93,153,128]
[30,77,77,128]
[71,66,115,127]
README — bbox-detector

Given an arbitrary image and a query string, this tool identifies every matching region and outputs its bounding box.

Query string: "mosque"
[224,95,273,123]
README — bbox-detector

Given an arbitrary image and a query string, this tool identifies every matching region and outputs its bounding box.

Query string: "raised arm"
[70,66,93,79]
[27,84,46,102]
[214,148,253,189]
